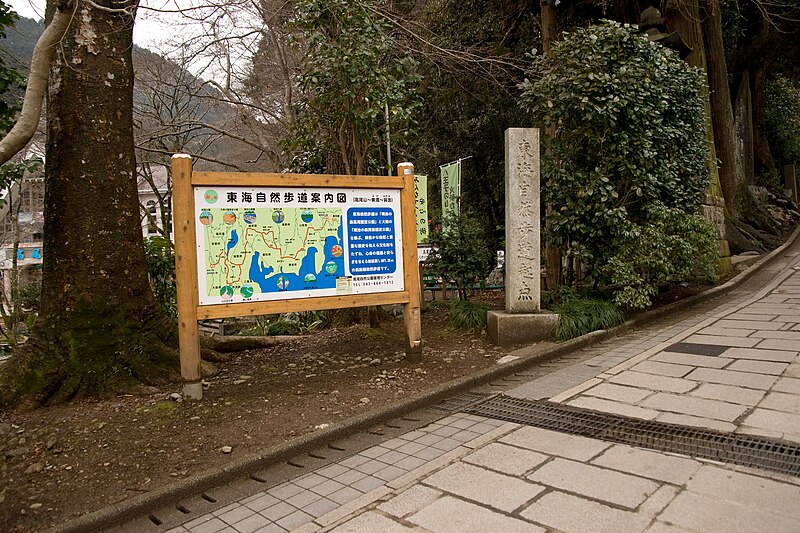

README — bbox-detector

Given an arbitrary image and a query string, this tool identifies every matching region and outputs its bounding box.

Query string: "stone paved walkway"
[119,242,800,533]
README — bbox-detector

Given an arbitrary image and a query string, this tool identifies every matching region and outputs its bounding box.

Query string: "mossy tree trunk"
[0,0,179,406]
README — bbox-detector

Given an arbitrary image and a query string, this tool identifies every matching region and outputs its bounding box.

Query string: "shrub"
[448,299,489,330]
[765,76,800,169]
[424,212,493,301]
[553,296,625,341]
[519,21,714,307]
[144,236,177,319]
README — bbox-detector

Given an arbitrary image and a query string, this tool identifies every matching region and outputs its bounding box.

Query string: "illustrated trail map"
[194,186,405,305]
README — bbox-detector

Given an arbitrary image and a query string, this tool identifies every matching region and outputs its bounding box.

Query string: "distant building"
[138,164,173,240]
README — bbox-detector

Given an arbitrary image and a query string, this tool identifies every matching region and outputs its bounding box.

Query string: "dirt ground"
[0,293,517,532]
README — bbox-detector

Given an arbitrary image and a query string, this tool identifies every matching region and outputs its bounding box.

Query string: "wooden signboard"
[172,155,422,399]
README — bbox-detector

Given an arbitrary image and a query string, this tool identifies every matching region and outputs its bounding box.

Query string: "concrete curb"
[52,225,800,533]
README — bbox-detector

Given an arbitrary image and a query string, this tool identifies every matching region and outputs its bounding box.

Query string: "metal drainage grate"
[430,392,494,413]
[466,395,800,477]
[664,342,729,357]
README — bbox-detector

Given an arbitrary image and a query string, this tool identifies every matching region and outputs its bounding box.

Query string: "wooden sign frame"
[172,155,422,399]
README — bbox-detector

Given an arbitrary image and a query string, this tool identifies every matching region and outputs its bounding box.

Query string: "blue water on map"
[248,224,344,293]
[226,230,239,255]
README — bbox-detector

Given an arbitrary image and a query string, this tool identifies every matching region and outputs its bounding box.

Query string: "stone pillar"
[785,165,797,203]
[505,128,541,313]
[487,128,557,346]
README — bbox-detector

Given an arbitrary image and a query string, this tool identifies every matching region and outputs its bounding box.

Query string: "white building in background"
[0,154,174,309]
[138,164,173,240]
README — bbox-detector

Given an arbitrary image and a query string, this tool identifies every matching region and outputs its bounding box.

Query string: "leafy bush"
[424,212,493,301]
[765,76,800,168]
[553,296,625,341]
[448,300,489,330]
[144,236,177,319]
[519,21,714,307]
[267,311,326,335]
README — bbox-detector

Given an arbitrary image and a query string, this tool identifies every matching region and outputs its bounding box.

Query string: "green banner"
[414,174,429,243]
[440,161,460,227]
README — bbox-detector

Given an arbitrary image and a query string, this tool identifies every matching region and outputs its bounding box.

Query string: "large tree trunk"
[701,0,745,215]
[0,0,178,406]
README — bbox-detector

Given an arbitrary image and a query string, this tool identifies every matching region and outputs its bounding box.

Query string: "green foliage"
[606,204,719,309]
[267,311,326,335]
[448,299,488,330]
[288,0,421,174]
[765,76,800,168]
[143,236,176,319]
[519,21,713,306]
[424,212,493,301]
[553,296,625,341]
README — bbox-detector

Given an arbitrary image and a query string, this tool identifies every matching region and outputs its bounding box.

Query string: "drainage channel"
[466,395,800,478]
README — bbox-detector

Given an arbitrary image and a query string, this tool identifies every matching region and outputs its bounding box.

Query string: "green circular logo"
[204,190,219,204]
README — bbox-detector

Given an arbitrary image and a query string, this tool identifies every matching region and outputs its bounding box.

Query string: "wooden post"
[398,162,422,362]
[171,154,203,400]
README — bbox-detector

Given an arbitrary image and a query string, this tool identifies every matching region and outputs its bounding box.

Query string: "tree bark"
[701,0,745,214]
[0,0,179,405]
[0,4,72,165]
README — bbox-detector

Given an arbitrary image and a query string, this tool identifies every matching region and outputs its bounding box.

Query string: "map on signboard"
[199,205,344,301]
[195,186,405,305]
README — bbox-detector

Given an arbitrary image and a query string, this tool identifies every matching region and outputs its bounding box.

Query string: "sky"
[6,0,173,49]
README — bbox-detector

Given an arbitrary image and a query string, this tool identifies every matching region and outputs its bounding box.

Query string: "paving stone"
[723,347,798,362]
[499,426,610,461]
[430,438,462,452]
[409,496,542,533]
[640,392,748,421]
[331,468,366,486]
[338,455,369,469]
[715,319,786,331]
[773,377,800,394]
[527,457,659,508]
[187,517,227,533]
[699,326,757,337]
[285,489,321,509]
[742,408,800,435]
[727,359,790,375]
[757,338,800,352]
[567,396,660,420]
[415,446,446,461]
[749,330,800,340]
[724,313,780,321]
[275,509,314,530]
[520,491,653,533]
[462,442,548,476]
[687,465,800,518]
[330,511,415,532]
[294,473,326,490]
[349,475,384,493]
[309,478,346,497]
[327,486,363,505]
[658,491,799,532]
[252,525,286,533]
[354,459,388,476]
[683,334,761,347]
[317,463,349,479]
[303,497,339,518]
[639,485,681,516]
[690,383,766,405]
[655,412,737,433]
[267,483,304,500]
[631,361,695,378]
[423,462,544,512]
[259,501,296,522]
[651,351,732,369]
[451,429,482,443]
[583,382,654,403]
[218,505,256,525]
[413,433,444,446]
[647,522,696,533]
[684,368,779,389]
[243,493,280,513]
[608,371,698,394]
[392,455,426,471]
[232,513,270,533]
[359,445,391,459]
[395,441,426,455]
[591,445,702,484]
[374,464,406,482]
[377,485,443,518]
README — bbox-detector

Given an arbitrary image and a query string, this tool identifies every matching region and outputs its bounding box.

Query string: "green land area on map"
[200,207,343,297]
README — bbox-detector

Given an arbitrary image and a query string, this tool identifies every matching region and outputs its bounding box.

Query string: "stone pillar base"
[487,310,559,347]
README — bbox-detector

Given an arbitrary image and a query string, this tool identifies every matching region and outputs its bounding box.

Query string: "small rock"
[46,437,57,450]
[24,462,45,474]
[6,446,30,458]
[0,423,11,436]
[359,397,370,404]
[221,446,233,454]
[496,355,521,365]
[232,379,247,385]
[314,423,330,430]
[29,503,42,510]
[369,358,382,366]
[169,393,183,402]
